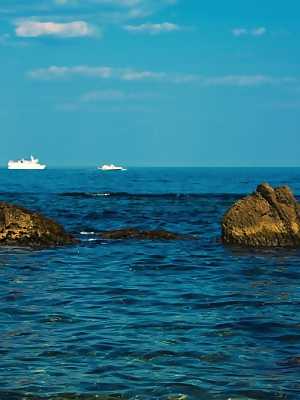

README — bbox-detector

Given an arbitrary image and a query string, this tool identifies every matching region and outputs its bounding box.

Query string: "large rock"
[0,201,76,247]
[98,228,183,240]
[222,183,300,248]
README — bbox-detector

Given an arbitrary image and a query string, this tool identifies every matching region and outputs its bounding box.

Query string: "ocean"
[0,167,300,400]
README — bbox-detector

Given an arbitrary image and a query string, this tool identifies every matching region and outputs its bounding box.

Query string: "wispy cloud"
[53,0,178,9]
[15,20,98,38]
[27,65,298,88]
[27,65,166,81]
[57,88,157,112]
[232,27,267,37]
[57,103,153,113]
[268,101,300,110]
[0,33,12,45]
[251,27,267,36]
[124,22,180,34]
[197,75,295,87]
[0,32,29,46]
[28,66,112,79]
[80,89,156,102]
[81,90,127,102]
[1,0,177,24]
[121,70,166,81]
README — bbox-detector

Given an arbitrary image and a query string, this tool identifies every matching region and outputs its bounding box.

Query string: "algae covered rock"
[0,201,76,247]
[222,183,300,248]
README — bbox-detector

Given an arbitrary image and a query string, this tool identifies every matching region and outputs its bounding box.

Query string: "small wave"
[60,192,111,198]
[0,392,125,400]
[59,192,241,200]
[1,190,299,202]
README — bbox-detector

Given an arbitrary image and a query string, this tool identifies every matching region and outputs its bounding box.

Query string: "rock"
[0,201,76,248]
[277,356,300,367]
[222,183,300,248]
[98,228,184,240]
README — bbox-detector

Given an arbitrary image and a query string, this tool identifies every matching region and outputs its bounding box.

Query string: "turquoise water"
[0,168,300,400]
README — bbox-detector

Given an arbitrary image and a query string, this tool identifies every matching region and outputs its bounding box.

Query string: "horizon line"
[1,165,300,169]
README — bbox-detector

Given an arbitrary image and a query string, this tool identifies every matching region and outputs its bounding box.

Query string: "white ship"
[8,155,46,170]
[98,164,127,171]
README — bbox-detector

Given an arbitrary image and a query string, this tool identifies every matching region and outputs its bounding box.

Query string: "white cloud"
[56,88,157,112]
[80,89,156,102]
[81,90,127,102]
[232,28,247,37]
[27,65,298,88]
[54,0,71,4]
[120,70,166,81]
[15,20,98,38]
[54,0,144,5]
[124,22,180,34]
[173,74,296,86]
[53,0,174,8]
[28,66,113,79]
[199,75,292,87]
[232,27,267,37]
[251,27,267,36]
[27,66,165,81]
[1,0,176,20]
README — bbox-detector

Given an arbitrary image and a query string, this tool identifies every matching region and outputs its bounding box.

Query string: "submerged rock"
[0,201,76,248]
[98,228,184,240]
[222,183,300,248]
[277,355,300,367]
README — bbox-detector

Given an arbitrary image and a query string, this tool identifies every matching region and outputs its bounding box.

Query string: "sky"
[0,0,300,167]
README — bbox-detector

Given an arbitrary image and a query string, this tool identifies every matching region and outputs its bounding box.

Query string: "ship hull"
[8,164,46,170]
[97,167,126,171]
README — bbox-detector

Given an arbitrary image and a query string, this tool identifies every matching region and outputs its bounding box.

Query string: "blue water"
[0,168,300,400]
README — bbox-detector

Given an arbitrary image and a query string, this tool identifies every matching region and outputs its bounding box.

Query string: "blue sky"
[1,0,300,166]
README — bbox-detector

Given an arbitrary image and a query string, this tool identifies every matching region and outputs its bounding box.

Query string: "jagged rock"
[98,228,183,240]
[0,201,76,248]
[222,183,300,248]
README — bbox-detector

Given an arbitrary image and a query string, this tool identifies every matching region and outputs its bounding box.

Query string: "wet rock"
[0,201,76,248]
[98,228,184,240]
[277,356,300,367]
[222,183,300,248]
[167,395,188,400]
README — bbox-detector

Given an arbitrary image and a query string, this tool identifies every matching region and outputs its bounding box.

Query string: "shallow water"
[0,168,300,400]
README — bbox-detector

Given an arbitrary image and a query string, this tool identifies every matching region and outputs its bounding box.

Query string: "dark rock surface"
[222,183,300,248]
[0,201,76,248]
[277,356,300,367]
[98,228,184,240]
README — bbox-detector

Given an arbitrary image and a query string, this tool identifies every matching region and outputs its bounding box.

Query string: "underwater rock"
[0,201,76,248]
[277,356,300,367]
[98,228,184,240]
[222,182,300,248]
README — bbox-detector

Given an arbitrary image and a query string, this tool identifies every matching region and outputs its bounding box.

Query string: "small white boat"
[8,155,46,170]
[98,164,127,172]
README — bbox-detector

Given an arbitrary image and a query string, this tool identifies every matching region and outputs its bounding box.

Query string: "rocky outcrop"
[98,228,184,240]
[222,183,300,248]
[0,201,76,248]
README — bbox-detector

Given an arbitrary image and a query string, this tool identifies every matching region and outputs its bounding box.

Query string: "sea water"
[0,167,299,400]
